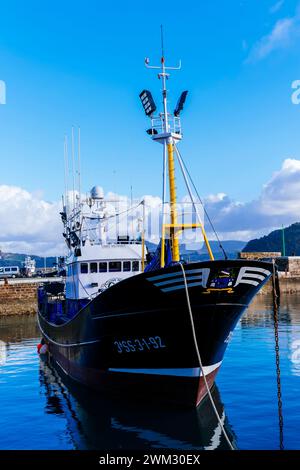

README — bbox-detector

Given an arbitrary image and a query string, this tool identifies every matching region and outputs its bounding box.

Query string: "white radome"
[90,186,104,199]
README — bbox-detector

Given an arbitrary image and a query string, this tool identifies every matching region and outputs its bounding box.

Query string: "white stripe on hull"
[243,273,266,281]
[109,361,222,377]
[147,268,204,282]
[234,266,271,288]
[161,281,203,292]
[238,279,259,287]
[154,274,202,287]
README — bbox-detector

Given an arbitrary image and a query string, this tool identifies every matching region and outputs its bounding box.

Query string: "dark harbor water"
[0,296,300,450]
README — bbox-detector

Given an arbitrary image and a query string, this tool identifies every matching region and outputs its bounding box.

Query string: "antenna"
[78,127,81,203]
[71,126,76,210]
[113,169,117,196]
[64,135,69,213]
[160,24,165,58]
[130,185,134,239]
[63,136,67,208]
[144,29,181,135]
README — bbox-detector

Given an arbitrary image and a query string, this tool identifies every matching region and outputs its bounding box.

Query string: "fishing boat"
[22,256,36,277]
[37,48,272,407]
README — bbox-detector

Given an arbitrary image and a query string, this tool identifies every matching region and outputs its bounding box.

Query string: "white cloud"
[204,158,300,240]
[246,16,297,62]
[1,158,300,253]
[0,185,63,256]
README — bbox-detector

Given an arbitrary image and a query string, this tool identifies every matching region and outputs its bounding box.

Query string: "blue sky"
[2,0,300,254]
[0,0,299,200]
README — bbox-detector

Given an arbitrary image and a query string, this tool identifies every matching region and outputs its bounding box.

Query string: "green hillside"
[0,252,57,268]
[242,222,300,255]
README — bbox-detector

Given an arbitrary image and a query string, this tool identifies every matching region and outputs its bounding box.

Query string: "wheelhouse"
[65,242,144,300]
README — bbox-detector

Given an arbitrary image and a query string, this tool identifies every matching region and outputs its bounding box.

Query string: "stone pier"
[0,282,38,316]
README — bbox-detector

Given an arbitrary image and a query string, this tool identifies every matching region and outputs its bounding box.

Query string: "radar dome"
[90,186,104,199]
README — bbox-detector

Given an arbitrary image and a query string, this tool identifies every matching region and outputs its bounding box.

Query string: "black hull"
[38,260,272,407]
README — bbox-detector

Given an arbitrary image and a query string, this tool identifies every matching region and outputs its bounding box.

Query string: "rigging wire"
[179,263,235,450]
[63,136,68,210]
[71,126,76,210]
[81,201,143,222]
[174,144,228,260]
[89,201,144,239]
[78,127,82,203]
[64,135,69,213]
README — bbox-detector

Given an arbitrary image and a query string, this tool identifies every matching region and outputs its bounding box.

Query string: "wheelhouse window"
[123,261,131,272]
[99,262,107,272]
[109,261,121,272]
[90,262,98,273]
[80,263,88,274]
[132,261,139,272]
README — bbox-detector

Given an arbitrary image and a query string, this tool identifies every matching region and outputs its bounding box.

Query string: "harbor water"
[0,295,299,450]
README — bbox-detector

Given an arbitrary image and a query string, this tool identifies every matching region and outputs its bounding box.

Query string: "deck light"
[139,90,157,117]
[146,128,158,135]
[174,90,188,116]
[70,231,80,247]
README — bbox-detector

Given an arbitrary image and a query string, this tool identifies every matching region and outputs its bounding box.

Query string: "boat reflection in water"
[39,357,236,450]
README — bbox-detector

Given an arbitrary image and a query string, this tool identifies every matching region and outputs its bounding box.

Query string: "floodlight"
[146,128,158,135]
[174,90,188,116]
[70,231,80,247]
[139,89,157,117]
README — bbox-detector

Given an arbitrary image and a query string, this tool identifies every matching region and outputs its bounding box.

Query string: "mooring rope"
[272,260,284,450]
[179,263,235,450]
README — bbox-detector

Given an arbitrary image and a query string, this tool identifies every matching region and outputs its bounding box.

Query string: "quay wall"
[259,274,300,295]
[0,282,38,316]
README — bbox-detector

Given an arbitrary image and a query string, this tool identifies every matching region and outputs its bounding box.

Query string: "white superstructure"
[62,187,146,300]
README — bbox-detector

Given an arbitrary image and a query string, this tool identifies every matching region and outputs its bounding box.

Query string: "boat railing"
[115,240,142,245]
[150,115,182,135]
[78,239,142,246]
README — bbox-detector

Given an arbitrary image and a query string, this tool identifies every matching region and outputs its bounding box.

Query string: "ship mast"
[140,30,214,267]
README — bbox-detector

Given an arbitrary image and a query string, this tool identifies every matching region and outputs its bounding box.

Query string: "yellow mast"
[167,142,180,262]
